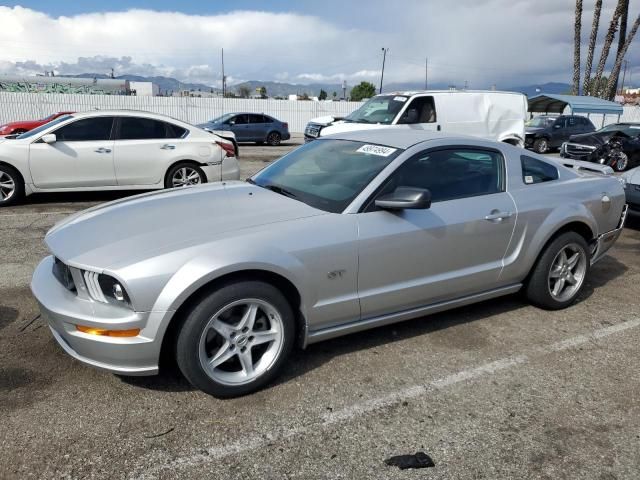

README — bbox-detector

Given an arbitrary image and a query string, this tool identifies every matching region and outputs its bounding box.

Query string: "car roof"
[320,128,480,149]
[68,109,188,124]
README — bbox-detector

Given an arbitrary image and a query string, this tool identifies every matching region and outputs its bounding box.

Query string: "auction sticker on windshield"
[356,144,398,157]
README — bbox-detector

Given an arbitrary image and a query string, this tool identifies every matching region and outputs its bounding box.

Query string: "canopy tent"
[528,94,622,126]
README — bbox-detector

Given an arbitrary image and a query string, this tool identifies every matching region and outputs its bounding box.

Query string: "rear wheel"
[525,232,590,310]
[612,151,629,171]
[267,131,282,146]
[0,164,24,207]
[175,281,295,397]
[165,163,206,189]
[533,138,549,154]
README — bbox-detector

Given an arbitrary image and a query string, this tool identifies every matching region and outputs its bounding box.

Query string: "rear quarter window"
[521,155,559,184]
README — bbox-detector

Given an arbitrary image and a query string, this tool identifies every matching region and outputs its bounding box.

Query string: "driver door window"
[397,96,436,124]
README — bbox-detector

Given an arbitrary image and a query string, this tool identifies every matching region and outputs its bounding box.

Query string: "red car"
[0,111,75,136]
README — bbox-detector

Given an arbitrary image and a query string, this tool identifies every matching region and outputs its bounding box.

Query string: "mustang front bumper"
[31,256,164,376]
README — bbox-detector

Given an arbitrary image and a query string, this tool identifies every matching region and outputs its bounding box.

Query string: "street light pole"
[380,47,388,94]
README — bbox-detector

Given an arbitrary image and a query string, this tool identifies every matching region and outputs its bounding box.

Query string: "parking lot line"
[136,316,640,478]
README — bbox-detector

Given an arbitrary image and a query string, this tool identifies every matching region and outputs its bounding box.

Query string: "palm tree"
[605,13,640,99]
[593,0,626,97]
[573,0,583,95]
[608,0,630,98]
[583,0,602,95]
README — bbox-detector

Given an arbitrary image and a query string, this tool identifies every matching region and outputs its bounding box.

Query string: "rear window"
[521,155,559,184]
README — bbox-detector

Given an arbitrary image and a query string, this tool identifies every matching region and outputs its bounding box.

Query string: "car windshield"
[208,113,236,124]
[344,95,410,125]
[16,115,73,139]
[250,139,403,213]
[598,124,640,136]
[39,113,57,122]
[526,117,557,128]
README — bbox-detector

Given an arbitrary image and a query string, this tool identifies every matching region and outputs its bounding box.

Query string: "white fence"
[0,92,363,133]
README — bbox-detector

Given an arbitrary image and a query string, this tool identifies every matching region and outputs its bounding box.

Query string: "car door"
[113,116,186,185]
[28,116,116,188]
[356,146,516,319]
[550,118,569,146]
[227,114,250,141]
[247,114,268,141]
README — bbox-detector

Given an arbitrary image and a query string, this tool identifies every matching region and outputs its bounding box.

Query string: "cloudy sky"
[0,1,638,88]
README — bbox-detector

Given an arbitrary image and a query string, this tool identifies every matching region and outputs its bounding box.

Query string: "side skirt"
[305,284,522,345]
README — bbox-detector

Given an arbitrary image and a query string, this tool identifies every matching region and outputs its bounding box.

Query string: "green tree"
[350,81,376,101]
[319,89,328,100]
[332,91,337,100]
[257,86,267,98]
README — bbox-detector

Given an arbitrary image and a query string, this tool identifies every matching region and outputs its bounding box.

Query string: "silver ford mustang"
[31,130,628,397]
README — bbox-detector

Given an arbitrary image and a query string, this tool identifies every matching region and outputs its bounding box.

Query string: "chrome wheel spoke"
[567,252,580,269]
[238,303,259,331]
[552,278,566,296]
[251,330,278,346]
[210,317,235,340]
[565,273,578,285]
[208,342,235,369]
[238,351,254,377]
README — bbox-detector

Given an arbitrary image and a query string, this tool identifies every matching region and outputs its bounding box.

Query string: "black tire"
[267,131,282,146]
[525,232,590,310]
[612,152,629,172]
[164,162,206,189]
[0,164,24,207]
[533,138,549,154]
[175,280,295,398]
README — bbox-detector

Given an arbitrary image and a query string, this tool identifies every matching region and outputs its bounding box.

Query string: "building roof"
[528,94,623,115]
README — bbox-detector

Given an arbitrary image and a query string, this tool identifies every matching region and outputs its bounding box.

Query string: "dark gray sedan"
[198,113,290,146]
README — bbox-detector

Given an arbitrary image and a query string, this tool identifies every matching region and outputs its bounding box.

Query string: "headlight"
[98,274,132,307]
[0,125,9,134]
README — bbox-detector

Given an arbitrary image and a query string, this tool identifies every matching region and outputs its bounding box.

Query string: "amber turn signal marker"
[76,325,140,337]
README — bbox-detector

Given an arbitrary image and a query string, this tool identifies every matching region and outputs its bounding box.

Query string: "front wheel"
[525,232,590,310]
[165,163,206,189]
[0,164,24,207]
[175,281,295,397]
[533,138,549,154]
[611,151,629,171]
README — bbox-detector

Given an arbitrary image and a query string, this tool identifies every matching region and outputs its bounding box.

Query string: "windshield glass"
[526,116,557,128]
[208,113,235,124]
[251,139,403,213]
[598,123,640,136]
[39,113,56,122]
[17,115,73,139]
[345,95,410,125]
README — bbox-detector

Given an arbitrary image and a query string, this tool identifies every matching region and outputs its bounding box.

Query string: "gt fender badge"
[327,270,346,279]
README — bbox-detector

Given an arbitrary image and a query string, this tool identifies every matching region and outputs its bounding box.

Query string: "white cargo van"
[304,90,527,146]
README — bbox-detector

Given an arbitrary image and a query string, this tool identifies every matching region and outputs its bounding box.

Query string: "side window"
[370,148,503,209]
[118,117,168,140]
[248,114,265,124]
[554,119,566,129]
[397,96,436,124]
[166,123,187,138]
[262,115,274,123]
[233,115,248,125]
[568,117,577,127]
[53,117,114,142]
[521,155,558,184]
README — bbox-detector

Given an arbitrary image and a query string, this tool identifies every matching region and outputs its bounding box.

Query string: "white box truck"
[304,90,527,146]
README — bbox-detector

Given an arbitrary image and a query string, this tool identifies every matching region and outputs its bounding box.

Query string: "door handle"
[161,144,176,150]
[94,147,112,153]
[485,211,513,222]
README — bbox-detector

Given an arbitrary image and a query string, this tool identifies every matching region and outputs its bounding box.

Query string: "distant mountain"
[58,73,572,98]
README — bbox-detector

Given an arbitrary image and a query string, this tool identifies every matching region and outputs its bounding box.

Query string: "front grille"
[304,123,321,138]
[52,257,76,291]
[564,143,596,158]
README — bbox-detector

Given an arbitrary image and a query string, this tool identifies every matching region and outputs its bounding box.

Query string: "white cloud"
[0,3,638,88]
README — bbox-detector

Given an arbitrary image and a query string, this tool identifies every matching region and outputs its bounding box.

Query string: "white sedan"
[0,110,240,206]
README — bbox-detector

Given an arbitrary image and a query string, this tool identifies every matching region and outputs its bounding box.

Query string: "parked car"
[304,90,527,146]
[0,111,75,136]
[198,113,290,146]
[31,129,627,397]
[621,166,640,213]
[560,122,640,171]
[525,115,596,153]
[0,110,239,206]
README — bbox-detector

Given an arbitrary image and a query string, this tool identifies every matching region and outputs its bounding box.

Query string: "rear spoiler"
[550,157,614,176]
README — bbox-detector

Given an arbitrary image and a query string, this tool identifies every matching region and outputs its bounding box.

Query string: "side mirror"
[375,187,432,210]
[400,108,419,124]
[41,133,57,144]
[228,120,236,126]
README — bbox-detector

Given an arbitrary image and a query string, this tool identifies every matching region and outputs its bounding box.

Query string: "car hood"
[525,127,546,134]
[2,120,40,129]
[624,166,640,185]
[45,181,326,269]
[567,131,615,146]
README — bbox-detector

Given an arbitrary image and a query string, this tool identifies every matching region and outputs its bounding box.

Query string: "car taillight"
[283,122,289,130]
[216,141,235,157]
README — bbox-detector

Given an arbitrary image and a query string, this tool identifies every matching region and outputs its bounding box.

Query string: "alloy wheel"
[0,171,16,202]
[198,299,284,386]
[268,132,281,146]
[613,152,628,171]
[547,243,587,302]
[171,167,201,187]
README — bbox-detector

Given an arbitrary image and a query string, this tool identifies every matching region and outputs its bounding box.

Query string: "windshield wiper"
[261,184,299,199]
[246,178,256,185]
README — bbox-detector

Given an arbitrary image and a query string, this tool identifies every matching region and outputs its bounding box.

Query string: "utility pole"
[110,68,115,79]
[221,48,226,97]
[464,80,468,90]
[620,59,629,95]
[379,47,388,94]
[425,57,428,90]
[342,80,347,100]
